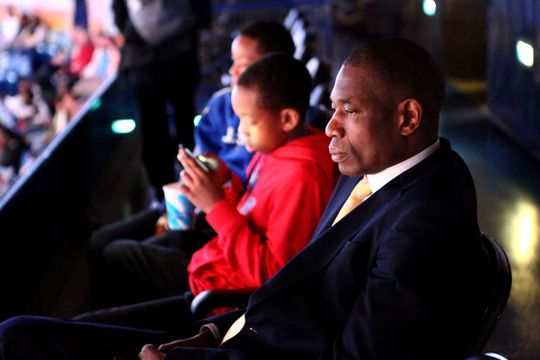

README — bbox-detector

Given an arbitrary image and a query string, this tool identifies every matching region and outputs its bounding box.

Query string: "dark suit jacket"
[166,139,492,360]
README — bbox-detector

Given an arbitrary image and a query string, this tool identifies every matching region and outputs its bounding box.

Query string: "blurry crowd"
[0,5,120,195]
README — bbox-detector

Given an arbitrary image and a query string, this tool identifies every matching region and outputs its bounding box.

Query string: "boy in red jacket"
[180,53,337,294]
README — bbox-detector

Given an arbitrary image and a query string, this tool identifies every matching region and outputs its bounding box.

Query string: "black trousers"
[88,207,214,309]
[0,315,177,360]
[73,293,195,333]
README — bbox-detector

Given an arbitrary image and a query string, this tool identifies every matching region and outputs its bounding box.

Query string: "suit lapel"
[310,176,361,239]
[248,178,402,308]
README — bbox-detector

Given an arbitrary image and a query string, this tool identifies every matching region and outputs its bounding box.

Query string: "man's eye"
[345,109,355,115]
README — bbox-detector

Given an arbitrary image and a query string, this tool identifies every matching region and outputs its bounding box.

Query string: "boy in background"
[194,21,296,182]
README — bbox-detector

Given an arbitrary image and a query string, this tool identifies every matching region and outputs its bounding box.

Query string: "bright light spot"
[91,98,102,111]
[193,114,202,127]
[111,119,136,134]
[6,71,17,83]
[507,200,539,266]
[423,0,437,16]
[516,40,534,67]
[485,353,509,360]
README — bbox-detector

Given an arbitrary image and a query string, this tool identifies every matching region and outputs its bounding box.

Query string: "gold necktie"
[332,176,371,225]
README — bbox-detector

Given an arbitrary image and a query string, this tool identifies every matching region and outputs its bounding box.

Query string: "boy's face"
[232,85,286,154]
[229,35,262,86]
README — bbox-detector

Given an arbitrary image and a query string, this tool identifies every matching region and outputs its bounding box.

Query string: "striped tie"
[332,176,371,225]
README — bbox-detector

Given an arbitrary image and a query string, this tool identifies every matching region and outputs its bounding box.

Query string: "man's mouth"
[329,147,347,162]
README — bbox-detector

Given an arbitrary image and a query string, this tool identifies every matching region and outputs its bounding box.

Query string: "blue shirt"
[194,88,253,184]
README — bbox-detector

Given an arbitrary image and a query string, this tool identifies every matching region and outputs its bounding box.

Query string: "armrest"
[190,289,252,318]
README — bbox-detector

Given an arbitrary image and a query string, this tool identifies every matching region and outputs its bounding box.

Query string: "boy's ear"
[279,108,301,132]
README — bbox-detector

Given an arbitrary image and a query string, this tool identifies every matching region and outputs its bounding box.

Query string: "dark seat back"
[465,233,512,355]
[190,289,251,318]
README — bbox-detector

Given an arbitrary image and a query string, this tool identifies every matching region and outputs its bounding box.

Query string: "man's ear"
[398,99,422,136]
[280,108,301,132]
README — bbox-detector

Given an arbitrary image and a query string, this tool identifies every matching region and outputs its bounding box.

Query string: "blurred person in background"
[0,123,27,194]
[0,6,21,48]
[3,79,50,151]
[112,0,211,197]
[12,12,48,49]
[81,32,121,80]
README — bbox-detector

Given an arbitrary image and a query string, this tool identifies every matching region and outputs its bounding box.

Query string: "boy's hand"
[199,152,231,185]
[155,213,168,234]
[177,148,226,213]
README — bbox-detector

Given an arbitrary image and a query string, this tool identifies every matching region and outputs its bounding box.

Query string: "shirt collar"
[367,139,440,194]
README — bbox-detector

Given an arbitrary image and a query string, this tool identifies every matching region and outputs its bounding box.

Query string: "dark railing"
[0,73,142,319]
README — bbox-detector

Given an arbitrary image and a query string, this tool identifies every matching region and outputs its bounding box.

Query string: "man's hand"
[139,327,217,359]
[177,148,227,213]
[158,326,218,352]
[139,344,165,360]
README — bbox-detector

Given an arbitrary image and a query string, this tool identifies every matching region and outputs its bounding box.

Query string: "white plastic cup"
[162,183,195,230]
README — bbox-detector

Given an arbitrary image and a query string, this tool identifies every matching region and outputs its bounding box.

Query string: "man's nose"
[325,113,342,138]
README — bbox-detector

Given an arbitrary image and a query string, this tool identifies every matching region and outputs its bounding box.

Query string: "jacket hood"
[269,127,331,164]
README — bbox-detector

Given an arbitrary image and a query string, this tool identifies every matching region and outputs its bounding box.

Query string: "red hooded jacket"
[188,128,337,294]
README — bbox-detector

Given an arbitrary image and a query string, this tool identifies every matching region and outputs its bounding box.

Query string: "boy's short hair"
[237,53,311,118]
[239,21,295,57]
